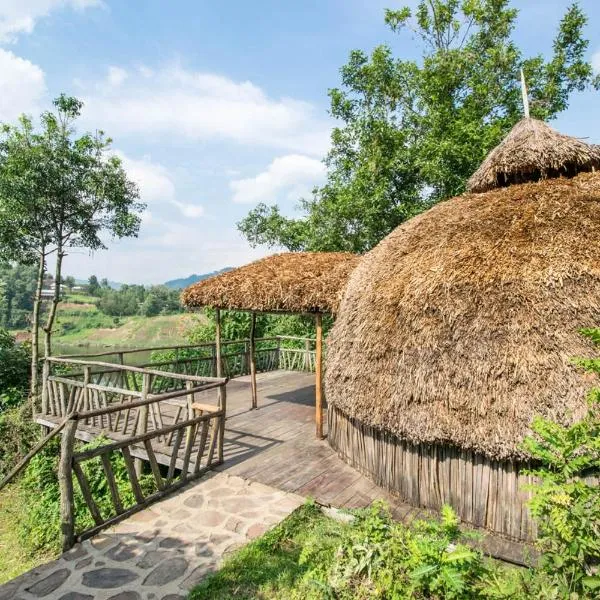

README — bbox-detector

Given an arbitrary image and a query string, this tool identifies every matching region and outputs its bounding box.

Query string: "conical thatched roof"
[467,117,600,193]
[181,252,360,315]
[325,172,600,460]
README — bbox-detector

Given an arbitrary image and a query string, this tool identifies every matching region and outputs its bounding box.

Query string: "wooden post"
[218,383,227,463]
[304,338,311,371]
[315,313,323,439]
[249,312,257,409]
[59,416,78,552]
[276,336,282,369]
[40,359,50,416]
[117,352,125,390]
[82,365,91,419]
[215,309,223,378]
[135,372,150,476]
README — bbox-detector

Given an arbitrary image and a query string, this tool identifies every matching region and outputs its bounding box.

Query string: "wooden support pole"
[215,309,223,378]
[315,313,324,439]
[40,359,50,416]
[250,312,257,409]
[59,416,78,552]
[135,372,150,477]
[215,308,224,414]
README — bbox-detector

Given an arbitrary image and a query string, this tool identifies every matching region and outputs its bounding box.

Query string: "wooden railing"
[34,357,228,550]
[27,335,319,550]
[59,397,225,550]
[48,335,320,383]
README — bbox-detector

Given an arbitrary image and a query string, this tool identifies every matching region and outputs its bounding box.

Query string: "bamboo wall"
[328,405,537,541]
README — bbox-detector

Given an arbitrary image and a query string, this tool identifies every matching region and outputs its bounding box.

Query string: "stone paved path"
[0,472,303,600]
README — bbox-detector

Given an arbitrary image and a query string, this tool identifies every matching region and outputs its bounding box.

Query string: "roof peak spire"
[520,68,530,119]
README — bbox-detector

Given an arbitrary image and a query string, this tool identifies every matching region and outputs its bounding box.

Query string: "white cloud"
[0,0,103,43]
[115,152,205,219]
[80,64,331,156]
[0,48,46,122]
[592,49,600,75]
[230,154,326,204]
[115,151,175,204]
[107,66,128,87]
[170,200,205,219]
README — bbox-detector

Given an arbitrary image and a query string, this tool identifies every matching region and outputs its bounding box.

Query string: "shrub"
[520,330,600,598]
[0,329,30,408]
[0,403,38,479]
[303,502,493,600]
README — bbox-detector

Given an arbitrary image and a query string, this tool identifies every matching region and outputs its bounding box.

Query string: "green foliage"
[18,437,156,554]
[0,403,38,480]
[0,328,30,411]
[0,263,37,328]
[87,275,101,297]
[96,284,181,318]
[190,501,346,600]
[520,328,600,599]
[239,1,599,254]
[185,308,330,345]
[192,501,517,600]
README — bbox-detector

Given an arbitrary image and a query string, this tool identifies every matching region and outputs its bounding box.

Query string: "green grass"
[189,502,347,600]
[0,485,54,585]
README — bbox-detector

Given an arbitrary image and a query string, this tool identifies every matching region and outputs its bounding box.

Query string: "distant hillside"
[164,268,232,290]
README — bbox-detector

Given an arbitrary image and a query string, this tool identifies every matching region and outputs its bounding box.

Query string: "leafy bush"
[519,328,600,598]
[0,403,38,479]
[299,502,494,600]
[0,328,30,409]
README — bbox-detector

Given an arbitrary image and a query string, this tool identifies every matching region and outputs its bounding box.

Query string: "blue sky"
[1,1,599,284]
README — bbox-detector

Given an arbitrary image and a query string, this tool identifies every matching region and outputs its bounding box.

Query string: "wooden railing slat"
[101,454,123,515]
[143,440,164,491]
[73,462,103,526]
[167,428,184,483]
[121,446,144,504]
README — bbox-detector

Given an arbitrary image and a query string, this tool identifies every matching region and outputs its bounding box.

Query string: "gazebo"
[324,118,600,541]
[182,251,361,438]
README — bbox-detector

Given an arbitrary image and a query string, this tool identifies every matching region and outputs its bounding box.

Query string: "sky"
[0,0,599,284]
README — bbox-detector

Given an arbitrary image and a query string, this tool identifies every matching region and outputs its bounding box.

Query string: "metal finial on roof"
[520,68,530,119]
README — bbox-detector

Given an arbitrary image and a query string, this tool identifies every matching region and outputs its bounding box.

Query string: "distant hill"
[164,268,232,290]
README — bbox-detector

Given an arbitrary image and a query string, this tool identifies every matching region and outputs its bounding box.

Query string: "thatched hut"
[182,252,360,315]
[183,252,360,437]
[325,120,600,541]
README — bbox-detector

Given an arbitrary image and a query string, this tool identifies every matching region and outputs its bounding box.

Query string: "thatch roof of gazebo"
[467,117,600,193]
[325,171,600,460]
[181,252,361,315]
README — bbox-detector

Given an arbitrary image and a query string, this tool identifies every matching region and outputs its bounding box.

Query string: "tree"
[87,275,101,297]
[239,1,599,253]
[64,276,76,293]
[0,95,144,397]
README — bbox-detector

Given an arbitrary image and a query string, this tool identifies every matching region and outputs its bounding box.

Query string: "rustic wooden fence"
[19,336,319,550]
[18,357,225,550]
[48,335,320,381]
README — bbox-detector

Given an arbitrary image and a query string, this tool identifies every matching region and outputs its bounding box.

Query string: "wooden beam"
[215,309,223,378]
[315,313,324,439]
[250,312,258,409]
[59,417,78,551]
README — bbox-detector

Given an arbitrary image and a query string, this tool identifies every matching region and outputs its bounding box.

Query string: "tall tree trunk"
[30,249,46,399]
[43,248,64,358]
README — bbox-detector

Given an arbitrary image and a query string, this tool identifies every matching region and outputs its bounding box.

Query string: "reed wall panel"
[328,405,538,541]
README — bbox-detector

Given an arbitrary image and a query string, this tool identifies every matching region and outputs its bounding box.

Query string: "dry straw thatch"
[182,252,361,315]
[325,172,600,460]
[467,117,600,193]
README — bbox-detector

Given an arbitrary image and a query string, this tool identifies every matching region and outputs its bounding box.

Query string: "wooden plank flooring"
[217,371,403,511]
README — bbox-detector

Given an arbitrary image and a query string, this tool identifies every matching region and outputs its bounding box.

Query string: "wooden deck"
[217,370,406,512]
